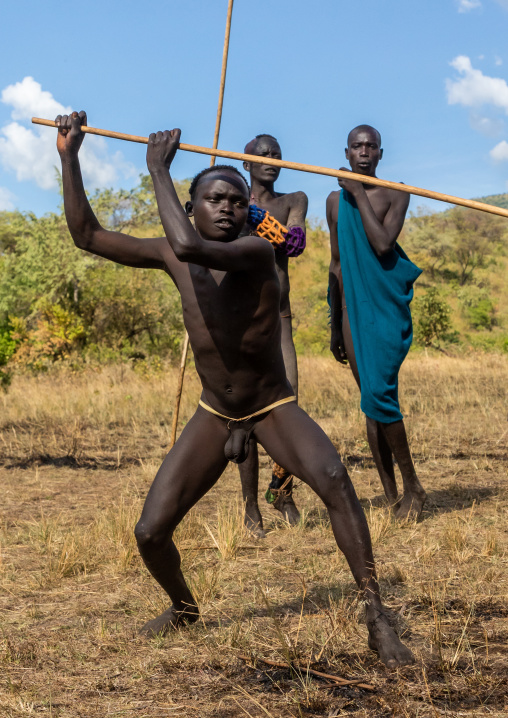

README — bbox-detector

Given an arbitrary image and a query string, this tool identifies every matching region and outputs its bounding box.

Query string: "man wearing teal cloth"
[327,125,427,519]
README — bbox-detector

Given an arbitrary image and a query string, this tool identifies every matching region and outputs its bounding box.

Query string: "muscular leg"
[240,313,300,530]
[238,439,266,537]
[366,418,399,505]
[266,314,301,525]
[342,308,399,505]
[254,403,414,668]
[380,420,427,519]
[343,309,426,516]
[135,408,229,636]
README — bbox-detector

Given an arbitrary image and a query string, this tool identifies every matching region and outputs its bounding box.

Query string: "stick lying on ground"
[33,117,508,219]
[237,653,375,691]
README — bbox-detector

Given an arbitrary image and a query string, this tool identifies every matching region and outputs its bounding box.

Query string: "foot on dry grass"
[394,486,427,521]
[273,493,300,525]
[139,605,199,638]
[366,609,415,668]
[244,503,266,538]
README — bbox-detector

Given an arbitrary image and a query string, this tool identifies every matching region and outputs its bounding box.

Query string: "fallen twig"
[237,653,375,691]
[180,545,261,550]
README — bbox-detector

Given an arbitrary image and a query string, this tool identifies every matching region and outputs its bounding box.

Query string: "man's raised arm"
[57,112,166,269]
[146,129,274,273]
[337,170,409,257]
[286,191,308,230]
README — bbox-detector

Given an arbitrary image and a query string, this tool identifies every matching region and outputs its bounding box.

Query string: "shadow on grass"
[2,453,142,470]
[342,454,375,469]
[423,484,500,515]
[357,483,501,519]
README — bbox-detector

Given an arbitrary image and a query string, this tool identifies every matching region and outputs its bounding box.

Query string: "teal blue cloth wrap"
[337,189,422,423]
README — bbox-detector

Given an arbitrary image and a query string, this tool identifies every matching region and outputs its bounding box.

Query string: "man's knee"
[317,461,353,502]
[134,516,173,550]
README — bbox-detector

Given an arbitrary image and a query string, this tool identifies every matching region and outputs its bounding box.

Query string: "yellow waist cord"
[198,395,296,425]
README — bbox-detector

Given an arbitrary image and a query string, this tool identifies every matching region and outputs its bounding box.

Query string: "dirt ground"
[1,354,507,717]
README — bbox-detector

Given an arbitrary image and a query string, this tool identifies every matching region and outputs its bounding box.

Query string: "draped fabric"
[337,189,422,423]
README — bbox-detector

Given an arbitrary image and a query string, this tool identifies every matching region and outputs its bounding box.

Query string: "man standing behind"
[327,125,427,519]
[240,134,308,535]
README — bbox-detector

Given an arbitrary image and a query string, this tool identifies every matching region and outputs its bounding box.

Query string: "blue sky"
[1,0,508,220]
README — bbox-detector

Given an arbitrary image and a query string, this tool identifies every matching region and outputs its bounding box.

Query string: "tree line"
[1,177,507,388]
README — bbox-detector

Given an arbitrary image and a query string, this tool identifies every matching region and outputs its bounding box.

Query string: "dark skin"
[326,125,427,520]
[55,112,414,668]
[240,136,308,534]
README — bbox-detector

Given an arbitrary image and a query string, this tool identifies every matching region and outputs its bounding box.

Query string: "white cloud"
[0,186,16,211]
[495,0,508,9]
[457,0,481,12]
[1,76,69,123]
[490,140,508,161]
[495,56,503,66]
[446,56,508,166]
[446,56,508,112]
[0,77,135,192]
[469,113,505,137]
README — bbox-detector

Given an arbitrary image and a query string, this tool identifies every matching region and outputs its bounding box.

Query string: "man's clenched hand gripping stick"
[32,117,508,219]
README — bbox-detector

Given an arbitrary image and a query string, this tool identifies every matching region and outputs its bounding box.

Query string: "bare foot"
[244,503,266,538]
[139,605,199,638]
[394,487,427,521]
[273,493,300,526]
[366,609,415,668]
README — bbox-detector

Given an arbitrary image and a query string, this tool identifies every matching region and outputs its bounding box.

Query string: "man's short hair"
[347,125,382,147]
[189,165,250,199]
[244,134,279,155]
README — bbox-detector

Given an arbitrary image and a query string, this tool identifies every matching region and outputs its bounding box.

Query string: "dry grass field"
[0,353,507,717]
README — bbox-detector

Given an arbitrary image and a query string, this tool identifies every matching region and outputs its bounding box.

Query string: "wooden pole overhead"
[33,116,508,219]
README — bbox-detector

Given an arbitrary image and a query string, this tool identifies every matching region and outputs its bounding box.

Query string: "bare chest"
[180,265,280,348]
[253,195,291,225]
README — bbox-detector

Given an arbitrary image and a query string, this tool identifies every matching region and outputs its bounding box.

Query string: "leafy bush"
[448,208,503,285]
[0,176,190,373]
[403,209,452,277]
[0,319,17,390]
[458,286,496,330]
[412,287,452,347]
[462,331,508,353]
[9,303,85,370]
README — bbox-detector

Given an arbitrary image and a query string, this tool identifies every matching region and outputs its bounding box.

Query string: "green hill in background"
[474,192,508,209]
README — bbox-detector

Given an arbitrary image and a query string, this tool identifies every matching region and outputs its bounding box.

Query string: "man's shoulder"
[235,233,276,256]
[374,184,409,207]
[326,190,341,208]
[286,189,307,201]
[275,190,307,206]
[235,234,278,277]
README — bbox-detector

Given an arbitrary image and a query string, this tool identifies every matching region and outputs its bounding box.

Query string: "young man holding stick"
[327,125,427,519]
[56,111,414,668]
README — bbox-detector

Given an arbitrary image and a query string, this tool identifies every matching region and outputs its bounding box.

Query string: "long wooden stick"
[170,331,189,447]
[237,654,375,691]
[169,0,234,447]
[209,0,234,169]
[33,116,508,219]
